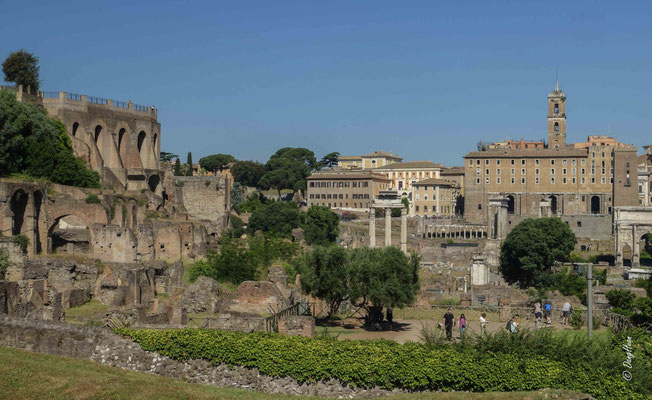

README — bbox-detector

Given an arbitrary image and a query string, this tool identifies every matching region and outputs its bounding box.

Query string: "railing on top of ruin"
[133,103,148,112]
[264,302,313,333]
[87,96,108,105]
[42,91,59,99]
[114,100,129,109]
[66,92,82,101]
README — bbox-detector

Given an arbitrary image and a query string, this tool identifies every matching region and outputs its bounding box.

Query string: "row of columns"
[369,207,407,253]
[424,227,487,239]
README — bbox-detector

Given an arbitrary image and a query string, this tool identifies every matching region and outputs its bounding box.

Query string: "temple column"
[385,208,392,247]
[400,208,407,253]
[369,207,376,248]
[632,226,640,267]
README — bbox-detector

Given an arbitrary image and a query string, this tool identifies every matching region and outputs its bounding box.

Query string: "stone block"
[278,315,315,337]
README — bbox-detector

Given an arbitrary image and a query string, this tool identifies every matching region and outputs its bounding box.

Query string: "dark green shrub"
[606,289,636,310]
[12,234,29,253]
[117,328,642,399]
[0,249,8,280]
[85,194,101,204]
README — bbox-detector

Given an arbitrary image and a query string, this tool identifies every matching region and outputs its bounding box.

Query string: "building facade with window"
[463,84,639,224]
[412,178,460,217]
[306,170,391,211]
[374,161,443,197]
[637,145,652,206]
[337,151,402,170]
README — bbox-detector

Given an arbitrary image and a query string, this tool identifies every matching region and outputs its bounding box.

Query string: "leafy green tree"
[230,160,267,187]
[199,153,235,173]
[2,49,40,91]
[500,218,576,288]
[185,152,193,176]
[190,238,256,284]
[173,158,183,176]
[234,193,271,213]
[230,182,244,206]
[300,205,339,245]
[348,247,420,322]
[319,152,340,169]
[606,289,636,310]
[0,89,99,187]
[260,147,317,195]
[160,152,179,163]
[247,201,301,237]
[299,246,350,316]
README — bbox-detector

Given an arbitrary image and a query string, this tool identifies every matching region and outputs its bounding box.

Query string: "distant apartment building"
[306,170,391,211]
[374,161,443,198]
[488,139,545,150]
[464,83,639,224]
[338,151,402,170]
[412,178,460,217]
[440,166,465,196]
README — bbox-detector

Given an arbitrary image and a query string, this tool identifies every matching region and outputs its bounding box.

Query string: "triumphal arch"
[614,207,652,267]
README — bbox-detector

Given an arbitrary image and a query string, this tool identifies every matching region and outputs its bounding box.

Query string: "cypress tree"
[186,152,193,176]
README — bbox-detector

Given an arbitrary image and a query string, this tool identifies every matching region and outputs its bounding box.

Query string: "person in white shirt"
[479,313,487,334]
[562,301,572,325]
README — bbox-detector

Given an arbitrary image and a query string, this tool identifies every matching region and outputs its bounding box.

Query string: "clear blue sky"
[2,1,652,165]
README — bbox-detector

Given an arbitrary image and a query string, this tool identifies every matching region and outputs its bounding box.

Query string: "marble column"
[400,208,407,253]
[369,207,376,248]
[632,226,640,267]
[385,208,392,247]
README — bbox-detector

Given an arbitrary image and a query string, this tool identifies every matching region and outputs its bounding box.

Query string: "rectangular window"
[551,168,555,175]
[535,159,540,165]
[521,168,525,175]
[563,168,567,175]
[535,168,540,175]
[572,177,576,184]
[572,159,576,165]
[476,159,480,165]
[521,159,525,165]
[424,195,428,201]
[511,177,515,184]
[485,177,489,184]
[563,159,567,165]
[485,159,489,165]
[535,177,539,184]
[551,159,555,165]
[602,168,606,175]
[581,177,586,184]
[511,168,515,175]
[415,194,420,200]
[563,177,567,184]
[415,206,419,212]
[602,177,606,184]
[551,177,555,184]
[591,177,596,183]
[469,160,473,166]
[581,159,586,165]
[476,177,480,184]
[476,168,481,175]
[485,169,490,175]
[496,159,501,165]
[496,169,501,175]
[572,168,576,175]
[521,177,526,184]
[511,159,515,165]
[496,177,501,184]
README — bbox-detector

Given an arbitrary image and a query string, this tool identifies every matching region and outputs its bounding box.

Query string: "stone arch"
[591,195,600,214]
[72,122,79,137]
[118,128,126,153]
[506,194,515,214]
[10,189,28,236]
[621,243,632,267]
[94,125,102,143]
[47,214,91,255]
[148,174,160,193]
[33,190,43,254]
[137,131,147,153]
[549,195,558,215]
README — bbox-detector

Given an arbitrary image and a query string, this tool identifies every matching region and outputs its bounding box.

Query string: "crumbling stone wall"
[173,176,230,235]
[278,315,315,337]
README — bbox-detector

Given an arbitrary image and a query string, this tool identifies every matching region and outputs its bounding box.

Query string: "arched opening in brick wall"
[33,190,43,254]
[10,190,28,236]
[137,131,146,153]
[47,215,90,255]
[118,128,126,153]
[94,125,102,143]
[591,195,601,214]
[641,233,652,267]
[72,122,79,137]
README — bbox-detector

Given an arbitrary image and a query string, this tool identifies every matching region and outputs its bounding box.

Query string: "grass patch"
[65,299,109,323]
[0,346,595,400]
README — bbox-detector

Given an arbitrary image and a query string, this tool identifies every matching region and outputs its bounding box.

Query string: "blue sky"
[2,1,652,165]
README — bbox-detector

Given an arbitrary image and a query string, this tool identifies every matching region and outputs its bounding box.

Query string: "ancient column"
[369,207,376,248]
[632,226,640,267]
[400,208,407,253]
[385,208,392,247]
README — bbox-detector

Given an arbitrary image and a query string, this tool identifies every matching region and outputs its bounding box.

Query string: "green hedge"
[118,329,640,399]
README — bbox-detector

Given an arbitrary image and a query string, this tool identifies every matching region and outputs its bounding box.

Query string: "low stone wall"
[0,315,392,397]
[279,315,315,337]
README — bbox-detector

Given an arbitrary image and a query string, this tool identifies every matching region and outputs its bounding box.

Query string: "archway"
[148,175,160,193]
[621,244,632,267]
[641,233,652,267]
[591,195,600,214]
[47,215,90,255]
[137,131,146,153]
[118,128,126,153]
[94,125,102,143]
[506,195,515,214]
[33,191,43,254]
[10,190,28,235]
[72,122,79,137]
[549,195,558,215]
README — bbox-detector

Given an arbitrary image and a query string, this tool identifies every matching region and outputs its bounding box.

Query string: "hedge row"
[117,329,640,400]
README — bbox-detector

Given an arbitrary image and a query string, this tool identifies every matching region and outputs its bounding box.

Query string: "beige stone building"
[306,170,391,211]
[464,83,639,224]
[440,166,465,196]
[412,178,460,217]
[338,151,402,170]
[374,161,443,195]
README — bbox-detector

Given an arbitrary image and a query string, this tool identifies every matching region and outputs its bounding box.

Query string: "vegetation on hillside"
[0,89,100,187]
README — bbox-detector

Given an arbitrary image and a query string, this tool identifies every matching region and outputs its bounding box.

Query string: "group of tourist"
[533,300,573,328]
[442,308,482,339]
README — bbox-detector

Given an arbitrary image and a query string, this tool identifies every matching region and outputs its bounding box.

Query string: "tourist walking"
[510,314,519,333]
[534,302,542,328]
[479,313,487,334]
[562,301,572,325]
[443,308,455,340]
[459,313,467,339]
[544,302,552,326]
[386,306,393,326]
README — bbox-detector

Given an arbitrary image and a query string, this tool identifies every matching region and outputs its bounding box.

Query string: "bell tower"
[547,81,566,148]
